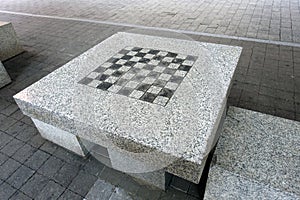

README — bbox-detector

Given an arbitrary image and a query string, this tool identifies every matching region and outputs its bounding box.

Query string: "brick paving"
[0,0,300,43]
[0,8,299,200]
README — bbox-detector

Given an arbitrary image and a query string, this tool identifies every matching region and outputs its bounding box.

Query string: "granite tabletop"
[14,32,242,173]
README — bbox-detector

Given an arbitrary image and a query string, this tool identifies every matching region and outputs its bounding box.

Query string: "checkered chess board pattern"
[78,47,197,106]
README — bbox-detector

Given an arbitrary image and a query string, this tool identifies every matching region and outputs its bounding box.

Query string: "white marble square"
[106,76,119,84]
[103,69,115,75]
[126,81,139,88]
[116,59,127,65]
[88,80,102,87]
[134,63,146,69]
[153,66,165,73]
[168,63,180,69]
[153,96,169,106]
[130,56,141,62]
[108,85,122,93]
[142,77,156,84]
[174,70,187,77]
[147,86,162,94]
[129,90,144,99]
[158,74,172,81]
[122,72,135,80]
[165,82,178,90]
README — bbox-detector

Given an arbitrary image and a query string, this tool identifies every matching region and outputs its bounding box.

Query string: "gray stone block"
[204,166,299,200]
[0,61,11,88]
[215,106,300,195]
[0,21,23,61]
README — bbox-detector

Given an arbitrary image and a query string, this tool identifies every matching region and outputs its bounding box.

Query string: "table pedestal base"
[32,118,87,157]
[32,118,170,189]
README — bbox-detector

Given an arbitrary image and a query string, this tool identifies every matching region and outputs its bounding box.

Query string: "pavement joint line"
[1,10,300,48]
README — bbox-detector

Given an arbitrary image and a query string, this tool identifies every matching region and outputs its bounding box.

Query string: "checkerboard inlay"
[79,47,197,106]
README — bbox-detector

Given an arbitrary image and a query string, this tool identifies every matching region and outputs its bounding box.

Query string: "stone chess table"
[14,32,242,189]
[0,21,23,61]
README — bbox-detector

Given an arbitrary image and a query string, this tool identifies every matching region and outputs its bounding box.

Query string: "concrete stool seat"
[0,61,11,88]
[204,106,300,199]
[0,21,23,61]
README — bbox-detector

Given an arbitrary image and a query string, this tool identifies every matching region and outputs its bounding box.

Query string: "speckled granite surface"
[205,106,300,198]
[14,32,241,183]
[0,61,11,88]
[204,166,300,200]
[0,21,23,61]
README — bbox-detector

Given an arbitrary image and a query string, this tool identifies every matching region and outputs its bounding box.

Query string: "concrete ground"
[0,0,299,199]
[1,0,300,43]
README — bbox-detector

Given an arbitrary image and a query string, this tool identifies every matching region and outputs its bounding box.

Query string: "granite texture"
[0,21,23,61]
[214,106,300,196]
[204,166,300,200]
[14,32,241,184]
[0,61,11,88]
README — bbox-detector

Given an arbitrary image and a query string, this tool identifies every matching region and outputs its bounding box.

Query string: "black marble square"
[132,47,143,51]
[110,64,122,70]
[112,71,124,77]
[121,55,133,60]
[169,76,184,84]
[139,58,150,63]
[118,87,133,96]
[135,52,146,57]
[107,58,119,63]
[153,79,167,87]
[153,55,164,61]
[148,71,161,78]
[140,93,156,103]
[158,61,170,67]
[119,49,130,54]
[172,58,184,64]
[163,68,176,75]
[136,83,151,92]
[124,61,136,67]
[97,82,112,90]
[178,65,192,71]
[94,67,106,73]
[144,64,155,70]
[167,52,177,57]
[159,88,174,98]
[78,77,93,85]
[148,50,160,54]
[97,74,109,81]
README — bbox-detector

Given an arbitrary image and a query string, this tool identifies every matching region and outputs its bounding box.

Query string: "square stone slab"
[14,32,242,184]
